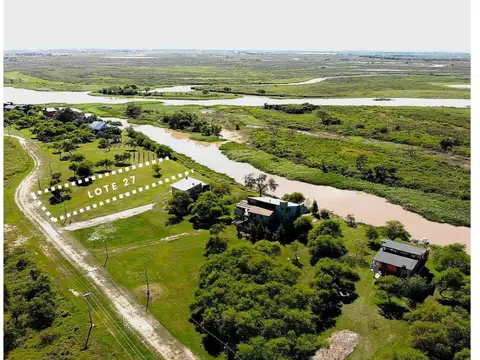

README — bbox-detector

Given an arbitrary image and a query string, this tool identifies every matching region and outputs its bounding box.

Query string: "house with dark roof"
[235,196,308,224]
[372,240,429,277]
[170,177,209,199]
[17,104,34,113]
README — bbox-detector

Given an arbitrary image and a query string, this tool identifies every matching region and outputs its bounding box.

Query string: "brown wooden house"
[372,240,428,277]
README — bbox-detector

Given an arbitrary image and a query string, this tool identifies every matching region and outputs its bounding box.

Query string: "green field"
[4,52,470,94]
[3,137,156,360]
[200,75,471,99]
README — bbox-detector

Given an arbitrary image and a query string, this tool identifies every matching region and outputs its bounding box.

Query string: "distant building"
[372,240,429,278]
[73,114,89,124]
[89,121,108,132]
[17,104,33,113]
[4,103,16,112]
[235,196,308,224]
[170,177,209,198]
[43,107,57,117]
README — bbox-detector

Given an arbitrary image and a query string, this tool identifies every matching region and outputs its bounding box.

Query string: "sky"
[3,0,471,52]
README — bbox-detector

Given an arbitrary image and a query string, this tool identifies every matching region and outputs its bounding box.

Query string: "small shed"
[170,177,208,198]
[43,107,57,117]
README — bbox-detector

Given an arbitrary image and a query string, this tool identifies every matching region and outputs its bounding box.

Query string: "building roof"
[380,240,427,256]
[171,177,205,191]
[90,121,108,131]
[45,107,57,112]
[4,105,16,110]
[373,249,419,270]
[248,196,301,207]
[247,206,274,217]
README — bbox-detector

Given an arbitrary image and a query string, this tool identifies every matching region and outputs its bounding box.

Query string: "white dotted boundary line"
[29,195,58,223]
[37,169,195,222]
[36,156,170,195]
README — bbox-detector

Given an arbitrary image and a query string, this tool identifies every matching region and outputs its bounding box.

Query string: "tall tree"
[244,173,278,196]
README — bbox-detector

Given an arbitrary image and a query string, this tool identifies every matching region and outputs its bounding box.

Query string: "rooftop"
[247,206,274,217]
[380,240,427,256]
[45,107,56,112]
[249,196,301,207]
[90,121,108,131]
[373,249,419,271]
[171,177,205,191]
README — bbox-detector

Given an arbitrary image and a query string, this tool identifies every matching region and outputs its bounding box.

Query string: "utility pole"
[83,293,94,350]
[37,176,42,191]
[63,204,67,225]
[224,345,228,360]
[103,239,109,268]
[49,162,52,176]
[145,270,150,312]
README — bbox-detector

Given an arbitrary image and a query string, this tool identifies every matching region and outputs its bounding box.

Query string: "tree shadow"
[114,163,132,168]
[377,300,408,320]
[188,313,224,357]
[166,216,182,226]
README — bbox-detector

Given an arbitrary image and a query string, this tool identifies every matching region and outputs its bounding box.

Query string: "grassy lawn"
[72,213,235,360]
[4,137,156,360]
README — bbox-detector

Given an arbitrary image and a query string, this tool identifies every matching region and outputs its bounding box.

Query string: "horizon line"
[3,48,471,54]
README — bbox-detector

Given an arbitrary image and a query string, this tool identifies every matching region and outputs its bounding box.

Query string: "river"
[3,86,471,107]
[5,86,470,250]
[116,123,469,251]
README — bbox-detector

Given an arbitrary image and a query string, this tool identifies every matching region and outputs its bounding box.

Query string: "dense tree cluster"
[191,243,359,360]
[100,84,139,96]
[4,249,58,354]
[406,299,470,360]
[161,110,222,136]
[264,103,319,114]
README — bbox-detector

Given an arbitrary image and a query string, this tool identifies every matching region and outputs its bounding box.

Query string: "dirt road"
[11,135,198,360]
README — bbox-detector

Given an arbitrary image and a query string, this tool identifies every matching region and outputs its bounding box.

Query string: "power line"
[4,194,146,360]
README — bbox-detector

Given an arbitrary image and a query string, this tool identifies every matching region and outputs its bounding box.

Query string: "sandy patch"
[11,235,30,248]
[135,284,164,302]
[69,288,81,297]
[312,330,360,360]
[4,224,17,233]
